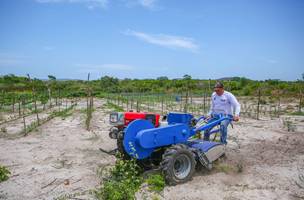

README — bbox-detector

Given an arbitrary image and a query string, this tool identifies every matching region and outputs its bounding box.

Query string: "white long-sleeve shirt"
[208,91,241,116]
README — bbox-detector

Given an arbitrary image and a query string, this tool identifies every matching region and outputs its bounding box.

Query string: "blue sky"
[0,0,303,80]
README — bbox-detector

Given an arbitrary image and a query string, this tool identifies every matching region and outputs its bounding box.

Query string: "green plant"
[85,107,94,130]
[259,99,267,104]
[151,195,161,200]
[24,120,39,134]
[0,165,11,182]
[50,104,74,118]
[26,103,33,110]
[291,111,304,116]
[105,102,124,112]
[95,155,143,200]
[282,118,296,132]
[1,127,7,133]
[236,161,243,173]
[60,111,73,119]
[145,174,165,192]
[22,104,75,135]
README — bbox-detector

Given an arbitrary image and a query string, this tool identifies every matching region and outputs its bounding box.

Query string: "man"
[205,82,240,144]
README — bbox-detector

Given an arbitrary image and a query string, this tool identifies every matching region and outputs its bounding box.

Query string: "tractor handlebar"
[193,114,233,133]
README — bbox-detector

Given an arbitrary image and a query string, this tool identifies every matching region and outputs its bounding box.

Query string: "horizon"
[1,73,301,82]
[0,0,304,81]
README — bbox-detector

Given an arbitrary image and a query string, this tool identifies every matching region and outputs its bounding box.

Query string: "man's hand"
[233,116,240,122]
[203,115,212,123]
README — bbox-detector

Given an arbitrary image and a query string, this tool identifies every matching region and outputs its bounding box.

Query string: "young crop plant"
[0,165,11,182]
[95,152,166,200]
[145,174,165,192]
[95,155,143,200]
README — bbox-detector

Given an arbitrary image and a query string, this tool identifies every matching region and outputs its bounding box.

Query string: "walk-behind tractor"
[108,111,233,185]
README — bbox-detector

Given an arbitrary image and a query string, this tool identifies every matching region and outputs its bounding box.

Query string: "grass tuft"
[0,165,11,182]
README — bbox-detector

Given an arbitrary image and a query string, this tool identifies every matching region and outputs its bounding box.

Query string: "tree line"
[0,73,303,108]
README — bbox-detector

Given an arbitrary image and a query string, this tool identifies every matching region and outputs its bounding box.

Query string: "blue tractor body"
[123,112,231,160]
[167,112,194,125]
[188,140,222,152]
[112,112,233,185]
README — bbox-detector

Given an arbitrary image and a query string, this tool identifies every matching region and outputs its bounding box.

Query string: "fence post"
[27,74,40,125]
[18,97,21,117]
[161,95,164,115]
[49,89,52,108]
[0,90,3,110]
[299,89,303,113]
[203,91,206,114]
[277,93,281,117]
[126,96,129,111]
[257,89,261,120]
[22,97,26,135]
[12,94,15,112]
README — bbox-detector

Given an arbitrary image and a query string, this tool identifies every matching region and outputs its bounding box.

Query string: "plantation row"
[0,73,303,137]
[0,98,78,137]
[0,93,301,139]
[1,74,303,108]
[105,93,302,119]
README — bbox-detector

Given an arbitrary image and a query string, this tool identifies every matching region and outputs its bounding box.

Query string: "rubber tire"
[161,144,196,185]
[116,131,130,159]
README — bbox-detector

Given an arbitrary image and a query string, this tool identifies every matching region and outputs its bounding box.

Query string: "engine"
[109,111,160,139]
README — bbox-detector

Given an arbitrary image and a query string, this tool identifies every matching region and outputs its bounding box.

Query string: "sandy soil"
[1,99,304,200]
[160,117,304,200]
[0,100,116,200]
[0,100,75,136]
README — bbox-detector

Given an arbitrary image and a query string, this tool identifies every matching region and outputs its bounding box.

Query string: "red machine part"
[124,112,160,127]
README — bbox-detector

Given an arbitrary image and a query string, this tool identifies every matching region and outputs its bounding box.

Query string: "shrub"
[146,174,165,192]
[95,156,143,200]
[0,165,11,182]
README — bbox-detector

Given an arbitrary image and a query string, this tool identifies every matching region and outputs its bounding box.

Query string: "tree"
[157,76,169,81]
[183,74,192,80]
[48,75,56,81]
[47,75,57,106]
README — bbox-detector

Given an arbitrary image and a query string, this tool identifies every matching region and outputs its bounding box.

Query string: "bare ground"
[160,117,304,200]
[1,99,304,200]
[0,100,116,200]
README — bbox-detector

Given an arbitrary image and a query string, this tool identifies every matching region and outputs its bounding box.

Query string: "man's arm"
[207,93,215,117]
[228,93,240,121]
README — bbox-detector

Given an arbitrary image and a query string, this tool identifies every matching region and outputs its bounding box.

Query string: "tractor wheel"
[116,131,130,159]
[137,159,154,170]
[161,144,196,185]
[117,131,154,170]
[137,148,165,170]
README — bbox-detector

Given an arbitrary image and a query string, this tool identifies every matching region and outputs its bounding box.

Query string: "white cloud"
[36,0,160,10]
[124,30,199,52]
[138,0,156,9]
[123,0,160,10]
[35,0,108,9]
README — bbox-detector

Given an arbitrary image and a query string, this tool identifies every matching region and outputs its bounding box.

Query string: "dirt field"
[1,99,304,200]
